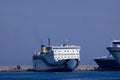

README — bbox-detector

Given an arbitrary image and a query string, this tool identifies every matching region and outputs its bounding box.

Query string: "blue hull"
[94,58,120,70]
[33,58,79,71]
[33,52,80,71]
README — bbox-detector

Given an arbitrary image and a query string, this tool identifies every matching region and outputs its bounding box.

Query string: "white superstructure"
[107,40,120,65]
[52,46,80,61]
[112,40,120,47]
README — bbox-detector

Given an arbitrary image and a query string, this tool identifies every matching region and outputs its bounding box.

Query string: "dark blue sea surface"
[0,71,120,80]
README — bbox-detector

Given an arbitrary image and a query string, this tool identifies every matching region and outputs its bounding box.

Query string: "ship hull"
[107,47,120,65]
[33,59,79,71]
[94,58,120,70]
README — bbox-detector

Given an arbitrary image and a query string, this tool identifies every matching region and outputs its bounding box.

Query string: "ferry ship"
[32,39,80,71]
[94,55,120,70]
[107,40,120,65]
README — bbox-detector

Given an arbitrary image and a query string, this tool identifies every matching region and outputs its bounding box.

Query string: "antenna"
[48,38,51,46]
[41,39,44,46]
[63,39,68,46]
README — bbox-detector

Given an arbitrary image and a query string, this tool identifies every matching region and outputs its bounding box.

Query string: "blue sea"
[0,71,120,80]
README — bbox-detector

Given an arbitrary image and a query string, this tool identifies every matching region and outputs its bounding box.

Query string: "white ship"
[32,39,80,71]
[107,40,120,65]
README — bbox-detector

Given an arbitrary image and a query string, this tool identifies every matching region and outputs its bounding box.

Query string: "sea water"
[0,71,120,80]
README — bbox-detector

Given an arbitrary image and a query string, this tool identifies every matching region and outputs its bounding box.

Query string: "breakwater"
[0,65,99,72]
[1,65,119,72]
[0,66,32,72]
[75,65,98,71]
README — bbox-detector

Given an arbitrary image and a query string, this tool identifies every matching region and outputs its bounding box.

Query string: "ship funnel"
[41,45,46,53]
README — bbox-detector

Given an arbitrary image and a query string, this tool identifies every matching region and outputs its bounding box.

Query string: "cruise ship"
[94,55,120,70]
[107,40,120,65]
[32,39,80,71]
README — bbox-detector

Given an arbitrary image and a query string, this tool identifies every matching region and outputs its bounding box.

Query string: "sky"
[0,0,120,66]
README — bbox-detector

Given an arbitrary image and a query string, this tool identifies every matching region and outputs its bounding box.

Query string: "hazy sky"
[0,0,120,65]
